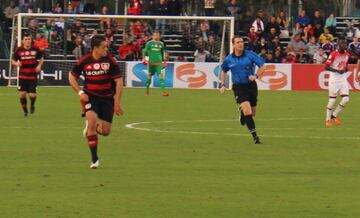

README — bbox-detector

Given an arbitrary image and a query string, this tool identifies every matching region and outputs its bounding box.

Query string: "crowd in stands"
[2,0,360,64]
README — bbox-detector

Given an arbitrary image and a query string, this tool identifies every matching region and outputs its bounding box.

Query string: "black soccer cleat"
[254,136,261,144]
[30,105,35,114]
[24,112,28,117]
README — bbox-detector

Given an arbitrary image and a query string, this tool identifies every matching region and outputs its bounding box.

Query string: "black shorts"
[232,81,258,106]
[85,95,114,123]
[18,79,37,93]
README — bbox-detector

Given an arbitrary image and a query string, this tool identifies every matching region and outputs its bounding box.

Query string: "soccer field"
[1,87,360,218]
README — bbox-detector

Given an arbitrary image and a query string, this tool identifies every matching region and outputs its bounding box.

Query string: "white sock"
[333,96,349,117]
[326,97,336,121]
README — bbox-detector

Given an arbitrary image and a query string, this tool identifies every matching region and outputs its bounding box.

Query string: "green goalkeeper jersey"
[143,40,166,63]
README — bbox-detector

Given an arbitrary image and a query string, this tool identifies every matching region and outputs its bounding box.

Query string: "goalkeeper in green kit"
[143,31,169,96]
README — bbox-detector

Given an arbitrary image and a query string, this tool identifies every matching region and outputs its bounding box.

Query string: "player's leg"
[325,83,339,126]
[18,79,28,116]
[158,65,168,96]
[96,98,114,136]
[145,65,154,96]
[28,80,37,114]
[332,84,350,125]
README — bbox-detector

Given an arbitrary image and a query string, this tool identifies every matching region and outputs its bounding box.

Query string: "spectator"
[99,6,112,32]
[71,20,84,36]
[319,27,334,44]
[49,31,63,53]
[33,33,49,51]
[204,0,216,16]
[147,0,157,15]
[4,0,19,32]
[155,0,168,34]
[257,8,268,26]
[175,55,187,62]
[313,22,324,39]
[297,49,309,63]
[303,23,314,42]
[72,36,85,60]
[225,0,241,34]
[53,2,63,13]
[313,47,327,64]
[104,28,115,52]
[195,36,206,50]
[67,4,75,14]
[287,33,306,54]
[71,0,82,13]
[311,10,324,30]
[284,51,298,63]
[194,47,210,62]
[206,35,218,61]
[321,37,334,56]
[295,10,310,27]
[200,21,210,42]
[83,0,96,14]
[83,34,91,54]
[277,10,290,38]
[266,27,279,42]
[265,15,281,36]
[131,20,145,38]
[292,21,303,36]
[273,48,284,63]
[268,36,282,54]
[65,29,76,53]
[265,53,274,63]
[128,0,143,15]
[41,19,55,41]
[247,26,258,50]
[118,40,139,61]
[242,9,255,33]
[306,36,320,61]
[348,37,360,64]
[27,19,38,39]
[252,16,265,36]
[343,20,359,43]
[89,29,98,39]
[135,34,149,50]
[167,0,182,33]
[255,37,268,54]
[324,13,336,36]
[78,27,87,38]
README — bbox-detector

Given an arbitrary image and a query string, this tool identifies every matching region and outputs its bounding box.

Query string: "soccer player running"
[143,31,169,96]
[69,35,124,169]
[325,37,350,127]
[12,33,44,116]
[220,36,265,144]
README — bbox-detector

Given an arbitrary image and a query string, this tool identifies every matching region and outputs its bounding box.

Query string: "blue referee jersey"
[222,50,265,84]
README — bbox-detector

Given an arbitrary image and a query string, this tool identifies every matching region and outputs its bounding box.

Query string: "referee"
[220,36,265,144]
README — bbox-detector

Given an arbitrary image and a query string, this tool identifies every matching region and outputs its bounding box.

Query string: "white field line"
[125,119,360,141]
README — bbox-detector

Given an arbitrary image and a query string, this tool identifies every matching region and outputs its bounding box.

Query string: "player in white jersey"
[325,37,350,127]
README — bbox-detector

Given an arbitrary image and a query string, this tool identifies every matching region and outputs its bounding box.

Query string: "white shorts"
[328,80,349,97]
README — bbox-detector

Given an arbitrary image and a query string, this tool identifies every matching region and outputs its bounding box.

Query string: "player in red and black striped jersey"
[69,35,124,169]
[12,33,44,116]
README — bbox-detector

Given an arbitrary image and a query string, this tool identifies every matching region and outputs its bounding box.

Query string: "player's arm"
[69,62,88,102]
[11,50,21,67]
[220,58,229,94]
[35,57,44,72]
[249,52,265,81]
[142,42,149,64]
[113,78,124,116]
[161,42,167,67]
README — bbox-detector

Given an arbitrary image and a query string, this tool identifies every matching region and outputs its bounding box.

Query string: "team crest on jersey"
[101,63,110,70]
[94,63,100,70]
[20,52,25,56]
[25,51,30,55]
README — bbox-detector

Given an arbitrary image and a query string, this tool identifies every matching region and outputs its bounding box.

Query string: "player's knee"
[341,96,349,104]
[102,129,111,136]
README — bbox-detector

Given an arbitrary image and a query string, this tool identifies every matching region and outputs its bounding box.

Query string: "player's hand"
[35,65,41,72]
[220,86,226,94]
[15,62,22,67]
[249,75,257,81]
[80,93,89,102]
[162,61,167,68]
[114,103,124,116]
[142,56,149,65]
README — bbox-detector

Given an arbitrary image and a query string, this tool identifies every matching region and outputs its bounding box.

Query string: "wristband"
[78,90,85,96]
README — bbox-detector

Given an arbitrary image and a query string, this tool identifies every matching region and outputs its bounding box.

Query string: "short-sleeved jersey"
[71,53,123,98]
[13,46,43,80]
[326,50,350,82]
[222,50,265,84]
[143,40,165,63]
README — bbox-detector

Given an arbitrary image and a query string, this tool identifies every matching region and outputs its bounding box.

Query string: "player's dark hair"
[91,35,106,49]
[22,32,31,39]
[232,35,244,44]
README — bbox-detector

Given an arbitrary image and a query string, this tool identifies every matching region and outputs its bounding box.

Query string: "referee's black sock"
[20,97,28,114]
[244,115,258,138]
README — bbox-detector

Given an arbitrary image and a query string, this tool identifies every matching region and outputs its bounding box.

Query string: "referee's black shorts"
[232,81,258,106]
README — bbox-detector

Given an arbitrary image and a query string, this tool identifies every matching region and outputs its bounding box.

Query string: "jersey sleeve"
[71,59,83,78]
[221,57,230,73]
[108,55,123,79]
[12,48,20,61]
[326,51,336,65]
[250,51,265,67]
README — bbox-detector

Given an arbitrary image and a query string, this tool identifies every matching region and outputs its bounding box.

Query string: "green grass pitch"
[1,87,360,218]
